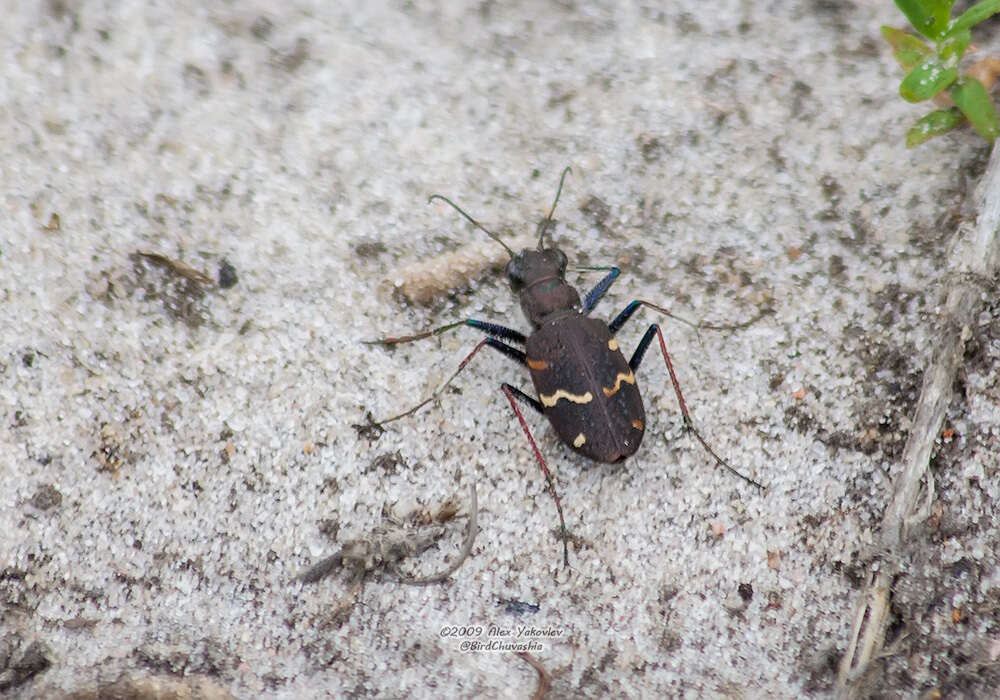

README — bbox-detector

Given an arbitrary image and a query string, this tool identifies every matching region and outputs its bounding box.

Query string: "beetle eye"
[554,249,568,272]
[544,249,568,273]
[506,257,525,290]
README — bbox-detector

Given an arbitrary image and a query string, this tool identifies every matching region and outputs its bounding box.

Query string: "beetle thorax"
[506,248,581,327]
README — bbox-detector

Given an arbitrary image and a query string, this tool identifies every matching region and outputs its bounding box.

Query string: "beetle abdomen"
[526,315,645,463]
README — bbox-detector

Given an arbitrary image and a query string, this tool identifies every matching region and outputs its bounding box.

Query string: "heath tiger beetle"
[365,168,764,566]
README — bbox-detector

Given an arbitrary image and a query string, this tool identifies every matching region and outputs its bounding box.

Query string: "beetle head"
[507,248,581,326]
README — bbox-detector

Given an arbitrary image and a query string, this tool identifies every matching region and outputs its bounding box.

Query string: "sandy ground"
[3,1,999,698]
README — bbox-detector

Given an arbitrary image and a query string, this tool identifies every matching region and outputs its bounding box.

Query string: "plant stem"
[836,143,1000,696]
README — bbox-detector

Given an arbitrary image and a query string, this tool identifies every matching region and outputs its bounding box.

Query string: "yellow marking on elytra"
[608,338,619,351]
[573,433,586,448]
[602,370,636,397]
[632,418,644,431]
[526,358,549,371]
[539,389,593,407]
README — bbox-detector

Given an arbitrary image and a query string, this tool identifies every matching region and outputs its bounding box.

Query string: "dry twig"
[516,651,552,700]
[397,484,478,585]
[133,251,213,285]
[836,146,1000,696]
[297,484,478,586]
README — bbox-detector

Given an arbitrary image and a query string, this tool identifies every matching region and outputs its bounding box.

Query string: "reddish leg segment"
[373,337,525,428]
[502,384,571,567]
[630,323,764,490]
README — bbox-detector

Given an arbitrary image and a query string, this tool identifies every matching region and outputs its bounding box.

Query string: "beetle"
[365,168,763,565]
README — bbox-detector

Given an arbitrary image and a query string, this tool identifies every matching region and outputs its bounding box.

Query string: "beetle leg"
[502,384,570,567]
[501,384,544,414]
[608,300,700,335]
[366,319,527,346]
[580,266,620,314]
[371,338,526,428]
[629,324,765,490]
[610,299,768,335]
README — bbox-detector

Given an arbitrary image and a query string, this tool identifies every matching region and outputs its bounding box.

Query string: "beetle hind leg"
[365,318,527,347]
[502,383,571,567]
[629,324,765,490]
[369,338,526,429]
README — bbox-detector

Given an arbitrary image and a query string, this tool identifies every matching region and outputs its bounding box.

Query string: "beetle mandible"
[366,168,763,566]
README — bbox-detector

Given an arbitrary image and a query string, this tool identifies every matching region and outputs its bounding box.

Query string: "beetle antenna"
[538,166,572,250]
[428,194,514,258]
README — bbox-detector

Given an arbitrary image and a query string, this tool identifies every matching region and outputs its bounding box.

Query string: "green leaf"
[937,28,970,68]
[899,56,959,102]
[951,77,1000,141]
[881,26,933,72]
[947,0,1000,35]
[894,0,954,39]
[906,107,964,146]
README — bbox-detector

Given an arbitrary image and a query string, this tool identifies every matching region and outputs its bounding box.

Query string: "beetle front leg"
[609,299,765,335]
[608,300,701,335]
[580,266,620,314]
